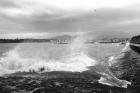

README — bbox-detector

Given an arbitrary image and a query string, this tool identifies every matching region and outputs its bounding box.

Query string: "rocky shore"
[0,71,139,93]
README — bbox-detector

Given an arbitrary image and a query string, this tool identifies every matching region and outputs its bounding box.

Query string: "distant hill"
[0,35,75,43]
[51,35,75,41]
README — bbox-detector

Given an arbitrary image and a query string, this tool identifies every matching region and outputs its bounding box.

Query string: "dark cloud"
[0,2,140,38]
[24,7,140,38]
[0,0,18,8]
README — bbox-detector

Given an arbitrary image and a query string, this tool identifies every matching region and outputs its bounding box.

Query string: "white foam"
[0,48,97,75]
[0,33,97,75]
[98,76,131,88]
[0,34,132,88]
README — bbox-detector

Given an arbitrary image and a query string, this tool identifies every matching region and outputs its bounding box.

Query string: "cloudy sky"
[0,0,140,38]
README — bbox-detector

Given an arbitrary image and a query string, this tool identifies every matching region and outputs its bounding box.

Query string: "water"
[0,40,131,88]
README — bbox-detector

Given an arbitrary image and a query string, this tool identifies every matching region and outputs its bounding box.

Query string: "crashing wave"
[0,35,136,88]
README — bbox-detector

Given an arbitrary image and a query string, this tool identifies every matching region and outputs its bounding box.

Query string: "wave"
[0,33,97,75]
[0,34,132,88]
[0,45,97,75]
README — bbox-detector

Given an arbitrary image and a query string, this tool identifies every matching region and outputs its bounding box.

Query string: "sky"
[0,0,140,38]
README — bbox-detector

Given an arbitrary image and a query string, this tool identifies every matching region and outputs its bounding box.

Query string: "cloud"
[0,0,18,8]
[24,7,140,34]
[0,0,140,38]
[11,0,140,10]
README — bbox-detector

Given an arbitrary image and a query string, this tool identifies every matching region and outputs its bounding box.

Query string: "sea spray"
[0,33,97,75]
[70,32,87,53]
[0,33,131,88]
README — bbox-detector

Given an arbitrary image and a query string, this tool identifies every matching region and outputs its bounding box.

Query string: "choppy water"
[0,38,131,88]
